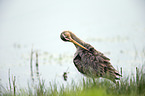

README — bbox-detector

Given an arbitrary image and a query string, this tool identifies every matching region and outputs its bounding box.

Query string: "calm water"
[0,0,145,89]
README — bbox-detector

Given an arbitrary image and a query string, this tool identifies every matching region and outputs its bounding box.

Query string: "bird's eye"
[64,35,70,40]
[64,35,67,38]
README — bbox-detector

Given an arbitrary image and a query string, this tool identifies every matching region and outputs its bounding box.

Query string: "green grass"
[1,67,145,96]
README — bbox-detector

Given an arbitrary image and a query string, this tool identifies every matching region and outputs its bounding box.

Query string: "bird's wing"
[73,45,121,81]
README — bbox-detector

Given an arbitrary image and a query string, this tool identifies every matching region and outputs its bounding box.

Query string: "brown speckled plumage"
[60,31,121,82]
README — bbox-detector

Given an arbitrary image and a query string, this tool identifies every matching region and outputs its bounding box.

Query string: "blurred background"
[0,0,145,89]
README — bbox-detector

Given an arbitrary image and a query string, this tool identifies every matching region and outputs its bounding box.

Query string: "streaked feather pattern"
[73,43,121,82]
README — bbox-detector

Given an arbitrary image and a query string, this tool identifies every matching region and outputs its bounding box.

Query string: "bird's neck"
[70,32,85,48]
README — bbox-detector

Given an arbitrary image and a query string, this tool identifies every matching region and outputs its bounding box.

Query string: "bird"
[60,31,121,83]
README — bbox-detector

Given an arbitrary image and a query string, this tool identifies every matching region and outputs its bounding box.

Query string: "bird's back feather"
[73,43,121,82]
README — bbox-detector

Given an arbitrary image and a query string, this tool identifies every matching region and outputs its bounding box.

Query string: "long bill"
[69,38,89,51]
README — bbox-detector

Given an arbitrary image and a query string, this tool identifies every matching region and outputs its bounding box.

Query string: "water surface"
[0,0,145,89]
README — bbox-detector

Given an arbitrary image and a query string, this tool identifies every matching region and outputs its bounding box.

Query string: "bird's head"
[60,31,89,51]
[60,31,72,42]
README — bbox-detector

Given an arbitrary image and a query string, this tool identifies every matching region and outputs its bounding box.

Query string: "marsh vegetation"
[1,63,145,96]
